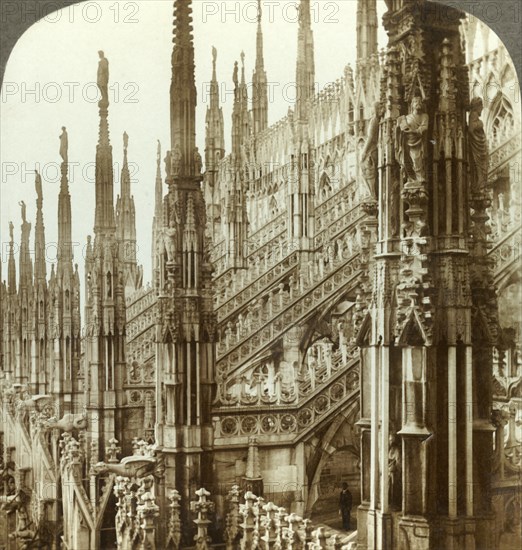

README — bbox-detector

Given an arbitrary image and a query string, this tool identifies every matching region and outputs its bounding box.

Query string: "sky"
[0,0,497,290]
[0,0,390,286]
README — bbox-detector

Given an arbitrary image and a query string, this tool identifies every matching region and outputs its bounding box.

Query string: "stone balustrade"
[214,343,358,408]
[213,363,360,444]
[214,202,364,326]
[212,180,358,281]
[222,485,352,549]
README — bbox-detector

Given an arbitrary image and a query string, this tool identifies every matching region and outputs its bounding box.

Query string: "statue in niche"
[276,361,295,399]
[388,434,402,510]
[59,126,68,163]
[97,50,109,104]
[360,102,384,199]
[468,97,489,193]
[35,171,42,204]
[106,272,112,298]
[194,147,203,175]
[389,173,401,238]
[232,61,239,94]
[165,150,172,180]
[171,144,182,178]
[395,95,429,184]
[164,221,177,262]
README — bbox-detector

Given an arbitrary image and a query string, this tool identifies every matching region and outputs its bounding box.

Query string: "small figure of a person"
[339,482,352,531]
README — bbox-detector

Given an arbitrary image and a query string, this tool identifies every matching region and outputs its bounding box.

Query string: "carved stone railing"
[487,133,521,260]
[125,287,157,341]
[214,344,358,408]
[489,224,521,287]
[246,211,288,255]
[216,251,300,320]
[216,251,362,378]
[489,134,520,178]
[213,361,360,445]
[211,212,287,277]
[222,486,354,550]
[215,202,364,326]
[212,179,358,282]
[125,287,157,377]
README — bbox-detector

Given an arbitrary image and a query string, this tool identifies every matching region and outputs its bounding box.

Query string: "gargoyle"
[92,458,155,479]
[45,413,87,432]
[16,395,52,413]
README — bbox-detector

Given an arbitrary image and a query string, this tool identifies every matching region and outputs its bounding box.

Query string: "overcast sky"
[0,0,496,290]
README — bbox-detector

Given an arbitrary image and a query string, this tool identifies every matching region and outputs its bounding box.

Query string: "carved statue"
[388,434,402,509]
[360,102,384,198]
[395,95,429,183]
[194,147,203,175]
[35,171,42,205]
[164,222,177,262]
[233,61,239,93]
[59,126,68,162]
[19,201,27,223]
[468,96,489,193]
[171,144,182,177]
[165,150,172,179]
[97,50,109,103]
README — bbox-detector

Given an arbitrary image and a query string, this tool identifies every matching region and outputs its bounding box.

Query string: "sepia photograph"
[0,0,520,548]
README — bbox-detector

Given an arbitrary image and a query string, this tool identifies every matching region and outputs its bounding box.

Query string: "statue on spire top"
[35,171,43,206]
[233,61,239,88]
[97,50,109,105]
[19,201,27,224]
[59,126,68,162]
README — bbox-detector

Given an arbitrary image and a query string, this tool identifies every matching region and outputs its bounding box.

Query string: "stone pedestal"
[397,515,431,550]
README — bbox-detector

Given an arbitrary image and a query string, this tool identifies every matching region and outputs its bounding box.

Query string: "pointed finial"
[9,221,14,243]
[233,61,239,88]
[157,139,161,161]
[257,0,262,23]
[212,46,217,65]
[123,131,129,151]
[240,52,246,85]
